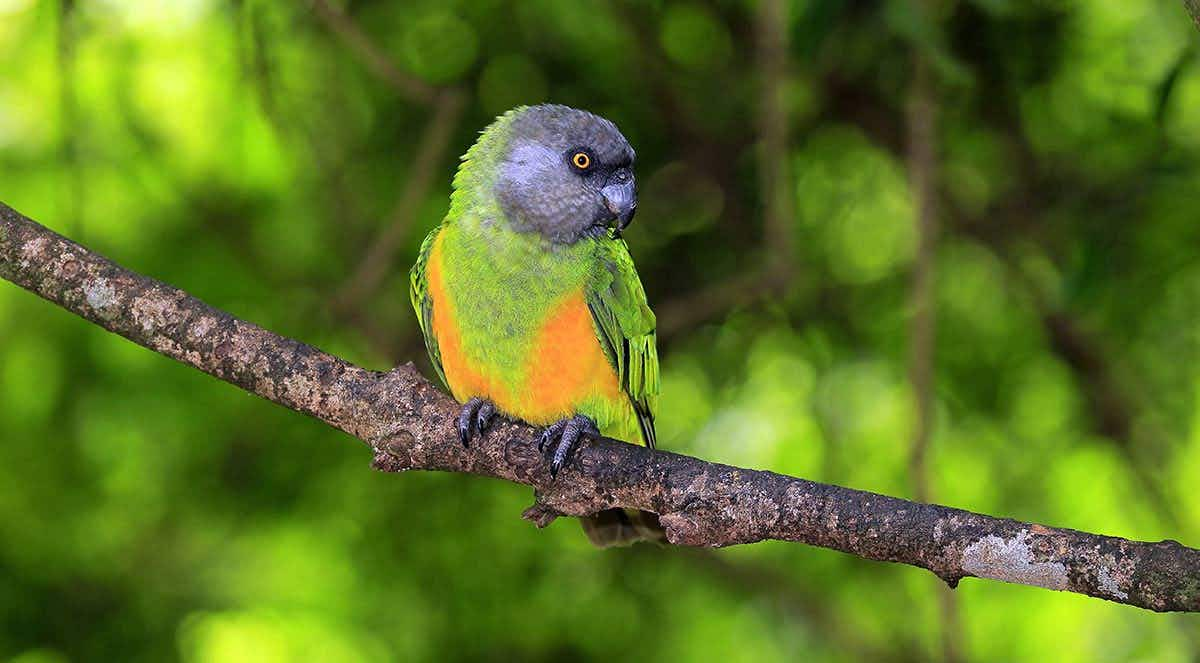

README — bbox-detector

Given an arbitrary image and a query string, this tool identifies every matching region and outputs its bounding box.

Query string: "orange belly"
[426,235,622,426]
[518,291,623,423]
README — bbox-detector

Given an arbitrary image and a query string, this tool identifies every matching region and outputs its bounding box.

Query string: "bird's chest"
[427,231,619,423]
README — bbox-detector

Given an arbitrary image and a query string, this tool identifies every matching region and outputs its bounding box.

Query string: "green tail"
[580,508,666,547]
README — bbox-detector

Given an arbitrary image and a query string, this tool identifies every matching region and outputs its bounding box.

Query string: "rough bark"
[2,201,1199,613]
[1186,0,1200,30]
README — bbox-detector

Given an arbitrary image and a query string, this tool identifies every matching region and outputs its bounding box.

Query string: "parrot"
[409,104,663,547]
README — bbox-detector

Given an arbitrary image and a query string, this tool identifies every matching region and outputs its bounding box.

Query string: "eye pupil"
[572,152,590,169]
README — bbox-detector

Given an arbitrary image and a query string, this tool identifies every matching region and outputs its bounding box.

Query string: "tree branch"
[2,201,1199,613]
[653,0,798,339]
[756,0,795,276]
[906,29,939,510]
[655,266,790,340]
[905,11,966,661]
[1185,0,1200,31]
[334,88,466,313]
[311,0,438,105]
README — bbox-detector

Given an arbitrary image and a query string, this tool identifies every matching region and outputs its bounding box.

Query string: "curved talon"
[543,414,600,478]
[457,398,494,447]
[539,419,567,453]
[476,401,496,434]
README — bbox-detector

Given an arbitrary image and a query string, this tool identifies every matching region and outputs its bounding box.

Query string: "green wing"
[410,226,448,388]
[586,239,660,448]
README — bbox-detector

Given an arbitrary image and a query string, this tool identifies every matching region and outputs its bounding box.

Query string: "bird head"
[466,104,637,244]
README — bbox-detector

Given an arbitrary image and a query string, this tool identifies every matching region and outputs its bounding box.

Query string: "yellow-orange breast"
[426,233,623,427]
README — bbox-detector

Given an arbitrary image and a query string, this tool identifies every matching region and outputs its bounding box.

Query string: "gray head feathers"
[491,105,637,244]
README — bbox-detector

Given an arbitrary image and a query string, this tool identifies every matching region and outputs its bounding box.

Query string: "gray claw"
[476,401,496,434]
[539,419,567,453]
[457,398,494,447]
[544,414,599,478]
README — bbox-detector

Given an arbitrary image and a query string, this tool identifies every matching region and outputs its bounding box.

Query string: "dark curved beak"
[601,178,637,236]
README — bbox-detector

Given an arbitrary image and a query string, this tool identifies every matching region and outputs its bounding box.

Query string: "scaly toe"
[539,419,567,453]
[549,414,598,478]
[476,401,496,435]
[457,398,488,447]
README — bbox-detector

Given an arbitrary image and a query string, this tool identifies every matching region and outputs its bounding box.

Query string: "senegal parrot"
[410,104,662,547]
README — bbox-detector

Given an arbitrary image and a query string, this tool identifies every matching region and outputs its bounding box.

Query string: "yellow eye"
[571,152,591,170]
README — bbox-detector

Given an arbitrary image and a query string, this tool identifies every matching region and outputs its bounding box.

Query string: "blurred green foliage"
[1,0,1199,660]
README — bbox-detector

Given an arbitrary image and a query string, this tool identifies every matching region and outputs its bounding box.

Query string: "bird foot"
[457,397,496,447]
[538,414,600,477]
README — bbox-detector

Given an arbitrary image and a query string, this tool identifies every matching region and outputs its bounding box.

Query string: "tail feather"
[580,508,666,547]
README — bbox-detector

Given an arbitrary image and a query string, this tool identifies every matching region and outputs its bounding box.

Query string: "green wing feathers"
[586,239,660,448]
[410,226,447,389]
